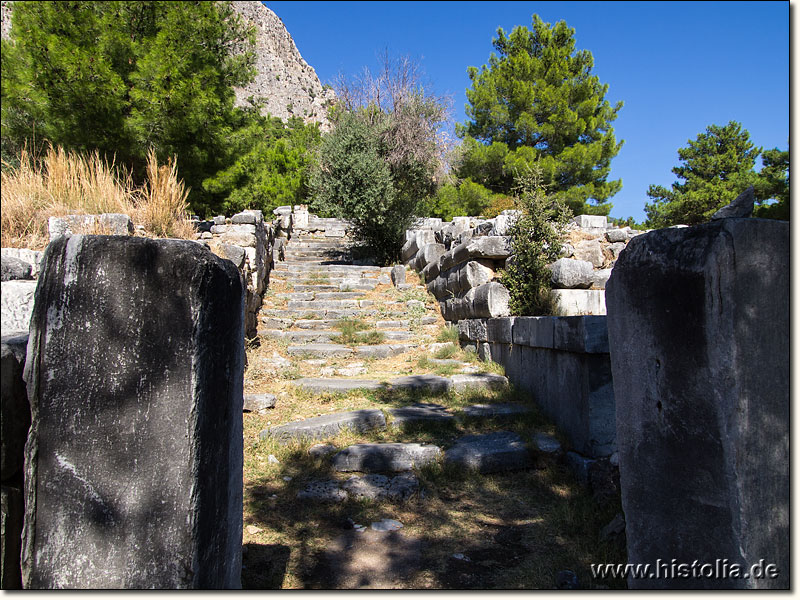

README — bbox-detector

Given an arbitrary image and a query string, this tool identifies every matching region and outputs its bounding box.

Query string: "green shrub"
[500,167,572,315]
[436,326,460,343]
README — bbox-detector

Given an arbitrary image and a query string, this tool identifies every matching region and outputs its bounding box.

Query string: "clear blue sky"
[265,1,789,222]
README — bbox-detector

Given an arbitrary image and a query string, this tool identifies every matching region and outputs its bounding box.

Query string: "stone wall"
[403,213,642,319]
[458,316,615,463]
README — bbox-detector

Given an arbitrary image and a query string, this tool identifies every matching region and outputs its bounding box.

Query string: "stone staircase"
[238,221,608,589]
[249,224,563,501]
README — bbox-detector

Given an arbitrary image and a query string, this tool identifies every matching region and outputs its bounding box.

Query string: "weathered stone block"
[331,443,441,473]
[606,218,789,589]
[1,249,45,279]
[573,239,605,268]
[440,282,510,322]
[1,333,30,481]
[550,289,607,316]
[1,256,32,282]
[573,215,607,229]
[1,281,37,333]
[22,235,244,589]
[511,317,554,348]
[552,316,609,354]
[486,317,514,344]
[390,265,405,286]
[605,228,629,243]
[444,431,531,473]
[549,258,594,289]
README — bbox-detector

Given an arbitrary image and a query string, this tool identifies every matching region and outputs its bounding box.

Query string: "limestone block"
[219,230,257,247]
[231,210,263,225]
[48,214,133,240]
[331,443,441,472]
[591,268,613,289]
[1,281,37,334]
[22,235,244,589]
[1,249,44,279]
[440,282,510,322]
[605,228,629,243]
[444,431,531,473]
[486,317,514,344]
[606,218,789,589]
[550,289,607,315]
[450,236,512,267]
[1,256,32,282]
[548,258,594,289]
[390,265,405,286]
[401,230,436,263]
[413,243,445,272]
[1,334,29,481]
[511,316,554,348]
[573,239,605,268]
[573,215,608,229]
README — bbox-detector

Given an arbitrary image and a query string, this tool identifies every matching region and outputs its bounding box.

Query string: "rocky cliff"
[0,1,334,129]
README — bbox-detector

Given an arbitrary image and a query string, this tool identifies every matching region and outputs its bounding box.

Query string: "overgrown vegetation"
[310,54,449,265]
[1,144,194,248]
[501,167,572,316]
[332,317,386,346]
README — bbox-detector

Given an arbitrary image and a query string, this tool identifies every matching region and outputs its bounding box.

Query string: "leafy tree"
[501,166,572,316]
[644,121,762,227]
[420,178,509,221]
[754,147,789,220]
[1,1,255,215]
[202,114,321,215]
[311,54,448,265]
[458,14,623,216]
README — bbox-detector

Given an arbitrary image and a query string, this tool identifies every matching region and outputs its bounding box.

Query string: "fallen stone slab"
[332,443,442,472]
[532,432,562,455]
[371,518,404,532]
[286,343,353,358]
[387,403,454,426]
[341,474,391,500]
[449,373,508,392]
[459,403,530,419]
[262,409,386,442]
[292,378,385,393]
[375,320,410,329]
[243,394,276,413]
[1,249,44,279]
[548,258,594,289]
[444,431,531,474]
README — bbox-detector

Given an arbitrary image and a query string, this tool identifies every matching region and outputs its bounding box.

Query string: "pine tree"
[458,14,623,216]
[1,1,255,214]
[645,121,761,227]
[754,147,789,220]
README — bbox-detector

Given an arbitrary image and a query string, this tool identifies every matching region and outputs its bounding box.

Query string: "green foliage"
[433,343,459,360]
[754,147,789,220]
[332,318,385,346]
[500,167,573,316]
[458,14,623,216]
[436,325,460,343]
[608,215,648,230]
[1,1,256,216]
[202,114,321,215]
[310,106,439,265]
[644,121,762,227]
[420,178,509,220]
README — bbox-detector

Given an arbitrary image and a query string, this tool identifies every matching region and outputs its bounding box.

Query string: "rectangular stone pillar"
[606,219,789,589]
[22,235,244,589]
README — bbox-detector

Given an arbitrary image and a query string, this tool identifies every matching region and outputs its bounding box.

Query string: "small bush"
[500,167,572,316]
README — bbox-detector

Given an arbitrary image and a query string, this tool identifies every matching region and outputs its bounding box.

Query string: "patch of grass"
[433,343,459,360]
[436,325,460,343]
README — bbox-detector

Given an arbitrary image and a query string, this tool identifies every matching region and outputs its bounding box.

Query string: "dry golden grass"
[1,144,195,248]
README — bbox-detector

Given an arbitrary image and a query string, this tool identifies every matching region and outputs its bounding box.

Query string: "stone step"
[261,308,382,320]
[286,240,349,249]
[387,403,454,426]
[331,443,442,472]
[297,474,419,503]
[276,292,366,301]
[290,284,340,292]
[459,403,531,419]
[258,329,413,343]
[291,372,508,394]
[444,431,532,473]
[276,263,384,273]
[280,254,350,263]
[354,344,413,359]
[261,409,386,443]
[286,343,353,357]
[287,299,374,310]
